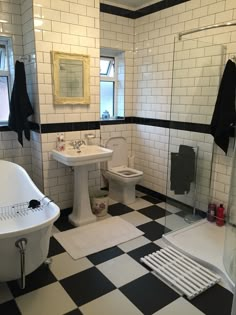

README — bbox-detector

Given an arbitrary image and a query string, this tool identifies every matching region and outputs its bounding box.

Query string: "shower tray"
[162,219,234,292]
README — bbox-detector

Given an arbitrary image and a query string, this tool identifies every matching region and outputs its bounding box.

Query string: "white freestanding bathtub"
[0,160,60,284]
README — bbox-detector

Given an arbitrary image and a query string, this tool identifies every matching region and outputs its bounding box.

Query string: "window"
[0,39,11,123]
[100,49,125,120]
[100,57,115,118]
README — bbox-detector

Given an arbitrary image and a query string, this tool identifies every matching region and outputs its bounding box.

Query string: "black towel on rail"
[170,145,195,195]
[210,59,236,154]
[8,60,34,146]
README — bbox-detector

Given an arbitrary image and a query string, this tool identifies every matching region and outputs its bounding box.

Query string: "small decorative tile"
[120,273,179,314]
[60,267,116,307]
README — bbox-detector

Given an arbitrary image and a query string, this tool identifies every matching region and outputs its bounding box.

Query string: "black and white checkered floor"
[0,193,233,315]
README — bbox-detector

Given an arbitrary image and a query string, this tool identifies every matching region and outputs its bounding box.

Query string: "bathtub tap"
[0,160,60,285]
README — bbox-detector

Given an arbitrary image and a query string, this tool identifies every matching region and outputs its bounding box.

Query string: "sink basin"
[51,145,113,226]
[52,145,113,166]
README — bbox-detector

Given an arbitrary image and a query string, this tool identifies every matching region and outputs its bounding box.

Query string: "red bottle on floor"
[216,204,225,226]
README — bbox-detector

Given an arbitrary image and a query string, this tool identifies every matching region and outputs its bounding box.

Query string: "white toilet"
[104,137,143,205]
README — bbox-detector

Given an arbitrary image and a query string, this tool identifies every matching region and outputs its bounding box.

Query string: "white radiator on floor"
[140,246,221,300]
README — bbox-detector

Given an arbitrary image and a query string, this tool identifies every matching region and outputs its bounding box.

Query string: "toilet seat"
[108,166,143,178]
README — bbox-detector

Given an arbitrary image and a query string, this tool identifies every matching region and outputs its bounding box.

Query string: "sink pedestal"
[69,165,97,226]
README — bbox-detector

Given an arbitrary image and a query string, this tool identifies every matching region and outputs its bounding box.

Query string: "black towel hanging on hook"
[8,60,34,147]
[210,59,236,154]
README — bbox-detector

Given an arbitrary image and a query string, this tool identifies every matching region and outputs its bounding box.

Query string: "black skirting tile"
[120,273,179,314]
[60,267,116,307]
[87,246,124,265]
[141,195,162,204]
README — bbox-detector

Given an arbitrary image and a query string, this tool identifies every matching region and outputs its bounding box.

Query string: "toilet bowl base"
[109,181,136,205]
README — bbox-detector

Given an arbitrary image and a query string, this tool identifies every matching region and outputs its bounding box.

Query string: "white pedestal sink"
[52,145,113,226]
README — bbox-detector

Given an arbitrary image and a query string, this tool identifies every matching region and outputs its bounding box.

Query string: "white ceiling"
[104,0,162,10]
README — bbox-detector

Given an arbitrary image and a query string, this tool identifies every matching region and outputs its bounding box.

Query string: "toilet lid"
[106,137,128,168]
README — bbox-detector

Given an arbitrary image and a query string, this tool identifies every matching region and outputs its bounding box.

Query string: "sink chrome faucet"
[69,140,86,152]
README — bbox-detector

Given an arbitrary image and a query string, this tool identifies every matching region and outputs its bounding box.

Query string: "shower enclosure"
[224,140,236,314]
[164,37,226,233]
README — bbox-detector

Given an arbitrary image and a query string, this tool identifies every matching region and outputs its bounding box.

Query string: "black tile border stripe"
[0,117,215,135]
[100,0,190,19]
[1,117,233,136]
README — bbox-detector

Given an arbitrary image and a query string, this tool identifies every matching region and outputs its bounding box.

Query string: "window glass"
[0,77,9,121]
[100,81,114,117]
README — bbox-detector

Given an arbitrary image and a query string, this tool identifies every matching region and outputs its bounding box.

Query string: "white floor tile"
[156,214,189,231]
[0,282,13,304]
[158,202,181,214]
[16,282,76,315]
[128,198,153,210]
[50,252,93,280]
[135,191,146,197]
[154,238,168,248]
[153,297,205,315]
[118,236,151,252]
[108,198,118,205]
[80,289,143,315]
[120,211,152,226]
[97,254,148,287]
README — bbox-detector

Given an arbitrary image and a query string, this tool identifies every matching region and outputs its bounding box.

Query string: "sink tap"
[69,140,85,151]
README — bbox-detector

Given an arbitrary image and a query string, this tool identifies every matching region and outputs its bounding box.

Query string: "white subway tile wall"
[0,0,235,212]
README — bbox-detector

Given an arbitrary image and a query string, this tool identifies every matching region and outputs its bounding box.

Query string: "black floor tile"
[48,236,66,257]
[60,267,116,307]
[54,215,75,231]
[87,246,124,265]
[138,205,171,220]
[141,195,162,204]
[108,203,134,216]
[0,300,21,315]
[120,273,179,315]
[8,264,57,298]
[127,243,161,270]
[64,308,83,315]
[189,284,233,315]
[137,221,170,241]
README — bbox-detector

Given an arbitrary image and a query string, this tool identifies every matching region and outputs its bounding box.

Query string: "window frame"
[0,37,13,125]
[100,56,117,119]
